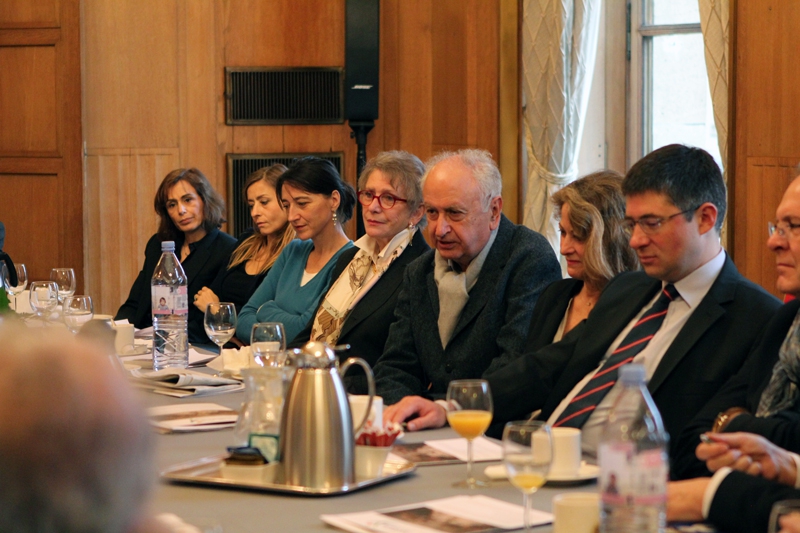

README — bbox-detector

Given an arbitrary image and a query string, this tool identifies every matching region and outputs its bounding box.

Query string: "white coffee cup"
[550,427,582,477]
[553,492,599,533]
[348,395,383,429]
[113,323,135,354]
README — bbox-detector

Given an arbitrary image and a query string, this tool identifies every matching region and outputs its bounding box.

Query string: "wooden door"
[0,0,83,290]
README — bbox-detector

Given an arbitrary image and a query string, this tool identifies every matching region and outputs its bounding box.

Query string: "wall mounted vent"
[225,68,344,125]
[226,153,344,237]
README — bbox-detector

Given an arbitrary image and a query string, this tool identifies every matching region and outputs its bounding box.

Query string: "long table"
[145,388,597,533]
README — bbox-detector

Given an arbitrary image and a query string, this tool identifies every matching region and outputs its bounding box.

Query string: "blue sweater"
[236,239,353,342]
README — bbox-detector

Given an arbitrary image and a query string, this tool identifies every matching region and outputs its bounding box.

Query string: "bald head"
[0,324,153,533]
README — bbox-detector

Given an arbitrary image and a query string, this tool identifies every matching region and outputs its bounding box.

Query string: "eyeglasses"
[623,206,699,236]
[768,220,800,239]
[357,190,408,209]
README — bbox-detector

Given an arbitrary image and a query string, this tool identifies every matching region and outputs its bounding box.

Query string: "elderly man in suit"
[482,144,780,458]
[667,173,800,532]
[379,149,561,430]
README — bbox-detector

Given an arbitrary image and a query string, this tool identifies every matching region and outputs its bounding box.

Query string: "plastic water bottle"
[151,241,188,370]
[598,364,669,533]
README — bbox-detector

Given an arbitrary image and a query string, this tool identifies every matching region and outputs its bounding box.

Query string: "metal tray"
[161,454,416,496]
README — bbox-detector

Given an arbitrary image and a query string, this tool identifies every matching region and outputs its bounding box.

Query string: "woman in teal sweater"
[237,157,355,342]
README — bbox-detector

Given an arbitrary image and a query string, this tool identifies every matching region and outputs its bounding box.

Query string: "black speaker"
[345,0,379,121]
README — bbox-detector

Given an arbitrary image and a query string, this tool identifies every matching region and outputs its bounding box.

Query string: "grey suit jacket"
[374,215,561,405]
[486,255,782,456]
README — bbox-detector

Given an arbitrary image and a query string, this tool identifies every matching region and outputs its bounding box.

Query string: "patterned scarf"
[756,307,800,417]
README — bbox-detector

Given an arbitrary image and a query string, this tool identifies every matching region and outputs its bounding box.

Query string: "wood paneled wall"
[82,0,503,314]
[0,0,83,290]
[732,1,800,298]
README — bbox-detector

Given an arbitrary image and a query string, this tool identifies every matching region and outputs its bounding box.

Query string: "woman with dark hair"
[236,157,355,342]
[115,168,237,344]
[193,164,295,317]
[290,151,430,393]
[525,171,640,348]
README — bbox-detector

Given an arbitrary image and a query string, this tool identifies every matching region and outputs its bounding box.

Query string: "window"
[629,0,722,169]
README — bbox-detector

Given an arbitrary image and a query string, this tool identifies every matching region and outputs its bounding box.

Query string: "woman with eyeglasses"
[290,151,429,393]
[236,157,356,343]
[525,171,639,349]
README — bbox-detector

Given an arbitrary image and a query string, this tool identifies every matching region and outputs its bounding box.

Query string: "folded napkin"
[147,402,238,433]
[207,346,256,379]
[130,368,243,397]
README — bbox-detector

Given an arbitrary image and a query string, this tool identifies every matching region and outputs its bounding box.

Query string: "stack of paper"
[148,403,238,433]
[131,368,243,397]
[322,495,552,533]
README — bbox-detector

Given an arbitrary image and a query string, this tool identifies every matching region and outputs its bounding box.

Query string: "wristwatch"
[711,406,749,433]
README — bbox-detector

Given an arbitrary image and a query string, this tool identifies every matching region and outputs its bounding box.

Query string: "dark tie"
[553,283,680,428]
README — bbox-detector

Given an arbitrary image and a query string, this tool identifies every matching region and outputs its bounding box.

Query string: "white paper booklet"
[321,495,552,533]
[147,403,238,433]
[131,368,243,397]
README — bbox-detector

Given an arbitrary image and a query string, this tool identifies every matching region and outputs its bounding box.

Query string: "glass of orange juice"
[446,379,493,488]
[502,421,552,531]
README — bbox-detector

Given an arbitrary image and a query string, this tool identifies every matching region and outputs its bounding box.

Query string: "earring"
[332,211,338,224]
[408,222,415,231]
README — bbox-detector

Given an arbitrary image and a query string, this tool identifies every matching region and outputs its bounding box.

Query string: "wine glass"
[503,421,553,532]
[5,263,28,309]
[204,302,237,351]
[446,379,493,488]
[63,296,94,333]
[50,268,76,303]
[250,322,286,367]
[769,500,800,533]
[29,281,59,321]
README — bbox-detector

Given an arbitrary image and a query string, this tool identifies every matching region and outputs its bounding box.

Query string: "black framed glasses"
[768,220,800,239]
[357,190,409,209]
[623,206,700,236]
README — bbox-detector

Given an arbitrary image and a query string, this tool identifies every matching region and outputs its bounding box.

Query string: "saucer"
[121,344,151,356]
[483,462,599,486]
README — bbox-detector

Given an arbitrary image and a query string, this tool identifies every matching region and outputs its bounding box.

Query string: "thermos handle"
[339,357,375,434]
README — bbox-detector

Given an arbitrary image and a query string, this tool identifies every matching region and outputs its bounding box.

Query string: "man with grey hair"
[379,149,561,430]
[0,324,168,533]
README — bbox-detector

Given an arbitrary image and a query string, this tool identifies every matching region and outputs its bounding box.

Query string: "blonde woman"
[193,164,295,315]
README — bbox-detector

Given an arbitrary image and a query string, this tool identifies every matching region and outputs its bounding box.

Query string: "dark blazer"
[115,228,237,344]
[708,471,800,533]
[672,299,800,479]
[486,255,782,456]
[524,278,584,351]
[374,215,562,405]
[0,221,17,287]
[290,230,430,394]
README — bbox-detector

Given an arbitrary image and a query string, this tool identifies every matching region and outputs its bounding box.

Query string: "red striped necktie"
[553,283,680,428]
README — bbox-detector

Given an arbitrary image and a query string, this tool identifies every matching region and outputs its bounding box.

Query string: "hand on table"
[193,287,219,312]
[383,396,446,431]
[667,478,710,523]
[696,432,797,485]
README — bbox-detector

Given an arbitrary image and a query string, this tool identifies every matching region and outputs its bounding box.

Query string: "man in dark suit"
[0,221,17,287]
[667,174,800,532]
[379,149,561,430]
[484,144,780,459]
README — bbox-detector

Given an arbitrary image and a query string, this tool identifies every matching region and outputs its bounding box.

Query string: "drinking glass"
[50,268,76,303]
[6,263,28,309]
[769,500,800,533]
[63,296,94,334]
[503,421,553,532]
[29,281,59,320]
[204,302,237,350]
[446,379,493,488]
[250,322,286,367]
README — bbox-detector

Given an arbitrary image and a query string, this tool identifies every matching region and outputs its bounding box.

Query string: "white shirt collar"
[670,248,726,309]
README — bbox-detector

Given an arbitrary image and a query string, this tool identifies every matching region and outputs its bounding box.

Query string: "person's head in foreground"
[0,323,154,533]
[622,143,725,282]
[552,170,639,290]
[421,149,502,271]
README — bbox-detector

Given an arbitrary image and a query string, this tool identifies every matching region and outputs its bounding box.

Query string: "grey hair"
[358,150,427,228]
[422,149,502,211]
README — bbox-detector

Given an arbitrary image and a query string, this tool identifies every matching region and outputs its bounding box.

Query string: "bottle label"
[151,285,188,315]
[249,434,280,462]
[598,442,668,506]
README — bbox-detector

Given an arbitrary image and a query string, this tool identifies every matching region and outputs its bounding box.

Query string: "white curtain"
[698,0,729,171]
[521,0,602,255]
